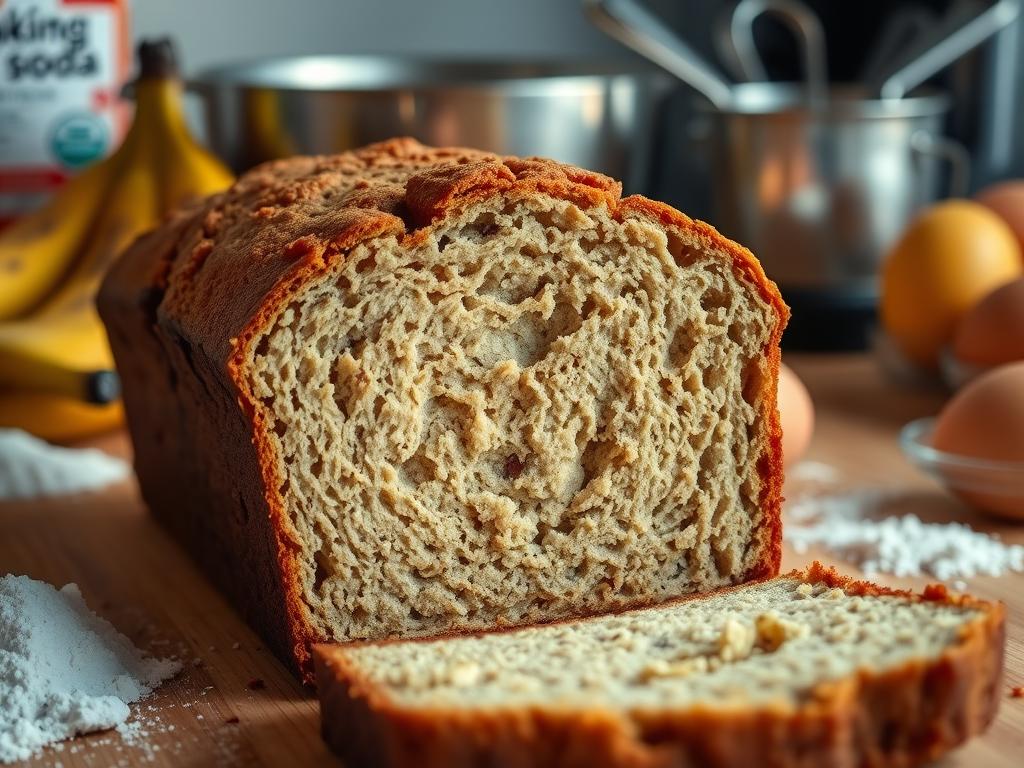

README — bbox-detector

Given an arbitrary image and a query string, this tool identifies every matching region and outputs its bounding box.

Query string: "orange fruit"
[881,200,1023,367]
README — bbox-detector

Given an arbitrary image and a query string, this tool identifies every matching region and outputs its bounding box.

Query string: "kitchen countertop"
[2,353,1022,767]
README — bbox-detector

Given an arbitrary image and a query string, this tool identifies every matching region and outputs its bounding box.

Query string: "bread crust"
[98,138,788,682]
[313,564,1006,768]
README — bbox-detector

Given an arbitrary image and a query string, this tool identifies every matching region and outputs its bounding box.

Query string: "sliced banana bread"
[315,563,1006,768]
[98,138,788,681]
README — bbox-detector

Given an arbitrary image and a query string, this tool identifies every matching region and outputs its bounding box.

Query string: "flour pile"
[785,488,1024,580]
[0,575,180,763]
[0,429,129,500]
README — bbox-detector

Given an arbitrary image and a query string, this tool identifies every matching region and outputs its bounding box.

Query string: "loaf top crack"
[99,138,789,681]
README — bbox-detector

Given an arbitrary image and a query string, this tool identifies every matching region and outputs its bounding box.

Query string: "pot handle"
[728,0,828,104]
[910,131,970,199]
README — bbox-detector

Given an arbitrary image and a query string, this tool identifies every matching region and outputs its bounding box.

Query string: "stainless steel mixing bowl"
[189,56,671,190]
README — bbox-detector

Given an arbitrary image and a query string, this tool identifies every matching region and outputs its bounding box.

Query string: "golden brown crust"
[99,138,788,682]
[313,564,1006,768]
[98,210,305,671]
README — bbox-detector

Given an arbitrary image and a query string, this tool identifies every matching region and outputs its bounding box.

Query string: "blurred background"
[136,0,1024,198]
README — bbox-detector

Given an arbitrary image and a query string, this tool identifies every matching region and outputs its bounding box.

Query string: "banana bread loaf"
[98,138,788,681]
[314,563,1006,768]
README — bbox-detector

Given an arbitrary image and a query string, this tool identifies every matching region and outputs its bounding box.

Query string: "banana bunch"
[0,40,233,442]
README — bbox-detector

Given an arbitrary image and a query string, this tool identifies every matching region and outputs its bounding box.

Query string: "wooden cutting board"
[2,353,1022,767]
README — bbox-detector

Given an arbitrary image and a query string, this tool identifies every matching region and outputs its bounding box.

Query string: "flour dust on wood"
[0,575,180,763]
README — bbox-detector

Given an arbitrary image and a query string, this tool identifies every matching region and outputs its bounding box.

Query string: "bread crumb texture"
[249,168,777,643]
[339,576,983,709]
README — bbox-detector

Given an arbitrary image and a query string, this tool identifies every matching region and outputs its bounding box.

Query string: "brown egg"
[932,363,1024,518]
[952,277,1024,366]
[976,181,1024,262]
[778,363,814,466]
[934,362,1024,462]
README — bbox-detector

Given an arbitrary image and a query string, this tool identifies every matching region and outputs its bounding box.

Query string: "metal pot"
[707,83,959,292]
[703,83,963,349]
[189,56,671,191]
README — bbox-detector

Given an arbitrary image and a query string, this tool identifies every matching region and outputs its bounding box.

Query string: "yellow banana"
[0,147,125,321]
[0,100,160,432]
[143,77,235,211]
[0,38,234,441]
[34,125,157,316]
[247,88,297,162]
[0,393,123,444]
[0,342,118,403]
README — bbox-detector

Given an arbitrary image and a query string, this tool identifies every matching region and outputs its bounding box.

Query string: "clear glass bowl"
[900,418,1024,520]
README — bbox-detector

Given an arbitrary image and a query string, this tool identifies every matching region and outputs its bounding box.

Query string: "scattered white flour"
[787,460,841,485]
[785,489,1024,580]
[0,574,180,763]
[0,429,129,500]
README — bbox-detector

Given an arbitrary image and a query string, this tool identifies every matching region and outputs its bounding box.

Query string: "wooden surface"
[2,353,1022,767]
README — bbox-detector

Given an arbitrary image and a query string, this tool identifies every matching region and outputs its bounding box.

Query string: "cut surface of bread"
[253,183,780,645]
[98,138,787,680]
[314,564,1006,768]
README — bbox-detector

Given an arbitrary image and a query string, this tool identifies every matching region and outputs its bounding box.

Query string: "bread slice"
[98,138,788,681]
[314,564,1005,768]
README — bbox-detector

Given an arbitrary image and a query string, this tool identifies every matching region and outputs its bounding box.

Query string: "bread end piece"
[314,564,1006,768]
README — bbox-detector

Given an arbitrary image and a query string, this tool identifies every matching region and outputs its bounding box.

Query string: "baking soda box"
[0,0,130,225]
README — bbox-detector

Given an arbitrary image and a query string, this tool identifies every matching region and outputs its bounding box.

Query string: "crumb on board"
[232,642,241,650]
[1011,686,1024,699]
[225,716,240,724]
[246,678,266,691]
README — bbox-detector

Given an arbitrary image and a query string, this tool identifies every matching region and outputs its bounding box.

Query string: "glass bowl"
[900,418,1024,520]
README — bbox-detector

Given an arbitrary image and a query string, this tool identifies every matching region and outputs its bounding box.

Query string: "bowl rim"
[700,83,950,119]
[900,417,1024,473]
[189,54,670,93]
